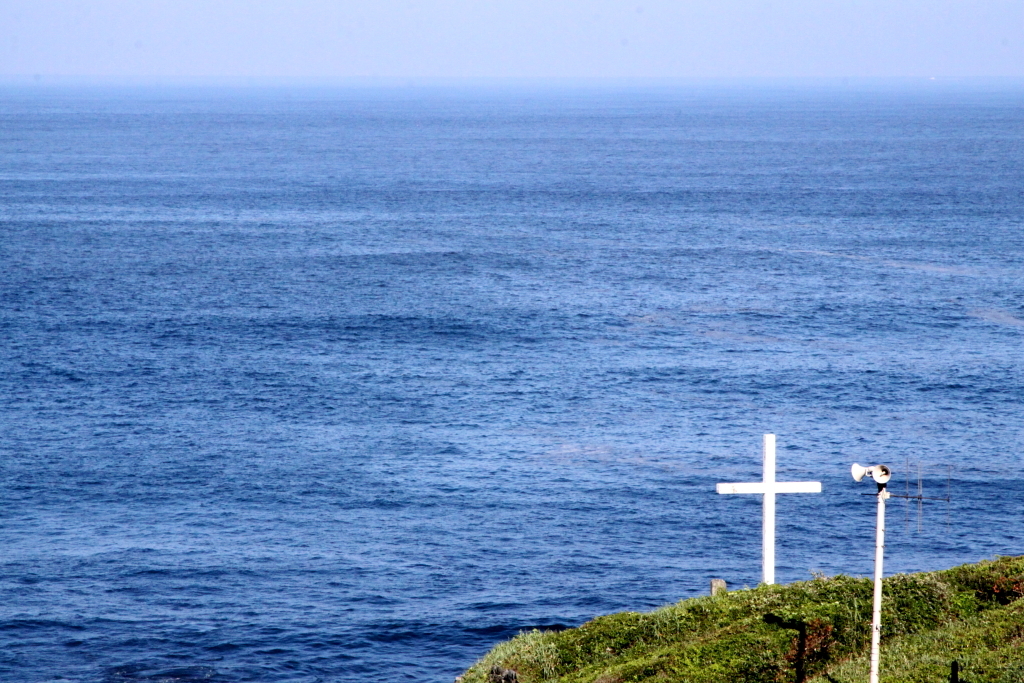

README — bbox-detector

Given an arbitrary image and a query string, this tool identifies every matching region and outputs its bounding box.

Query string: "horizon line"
[4,74,1024,90]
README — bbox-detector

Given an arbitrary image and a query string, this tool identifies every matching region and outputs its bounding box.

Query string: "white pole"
[869,483,889,683]
[762,434,776,585]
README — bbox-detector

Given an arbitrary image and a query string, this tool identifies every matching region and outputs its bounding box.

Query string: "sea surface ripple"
[1,85,1023,682]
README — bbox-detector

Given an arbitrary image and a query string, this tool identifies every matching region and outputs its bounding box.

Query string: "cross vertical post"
[762,433,776,586]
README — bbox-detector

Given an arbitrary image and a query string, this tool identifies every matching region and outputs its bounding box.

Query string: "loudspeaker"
[851,463,891,484]
[871,464,892,484]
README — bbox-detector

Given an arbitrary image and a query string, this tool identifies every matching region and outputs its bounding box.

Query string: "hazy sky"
[2,0,1022,81]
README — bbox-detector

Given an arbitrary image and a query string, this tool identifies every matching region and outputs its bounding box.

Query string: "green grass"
[816,600,1024,683]
[458,556,1024,683]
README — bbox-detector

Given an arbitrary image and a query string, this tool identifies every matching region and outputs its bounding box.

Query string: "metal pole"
[869,482,889,683]
[762,433,776,585]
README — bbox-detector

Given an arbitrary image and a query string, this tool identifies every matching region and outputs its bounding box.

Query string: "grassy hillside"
[458,556,1024,683]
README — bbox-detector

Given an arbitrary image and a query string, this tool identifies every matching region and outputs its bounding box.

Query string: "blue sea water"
[1,84,1023,682]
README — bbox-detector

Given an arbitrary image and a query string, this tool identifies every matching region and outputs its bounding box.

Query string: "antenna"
[904,456,911,533]
[917,462,923,534]
[947,465,952,532]
[893,460,952,534]
[887,464,951,508]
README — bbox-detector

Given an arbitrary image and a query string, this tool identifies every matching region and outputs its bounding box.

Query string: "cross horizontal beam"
[717,482,822,495]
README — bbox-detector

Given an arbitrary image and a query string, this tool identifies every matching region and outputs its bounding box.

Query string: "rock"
[488,664,518,683]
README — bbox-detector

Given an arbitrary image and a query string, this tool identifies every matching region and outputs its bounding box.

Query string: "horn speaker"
[851,463,891,484]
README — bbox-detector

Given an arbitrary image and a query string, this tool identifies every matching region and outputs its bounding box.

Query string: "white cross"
[716,434,821,585]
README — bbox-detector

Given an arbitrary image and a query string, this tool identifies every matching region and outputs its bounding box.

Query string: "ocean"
[1,84,1023,682]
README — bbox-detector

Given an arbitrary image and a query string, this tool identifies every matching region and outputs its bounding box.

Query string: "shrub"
[459,557,1024,683]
